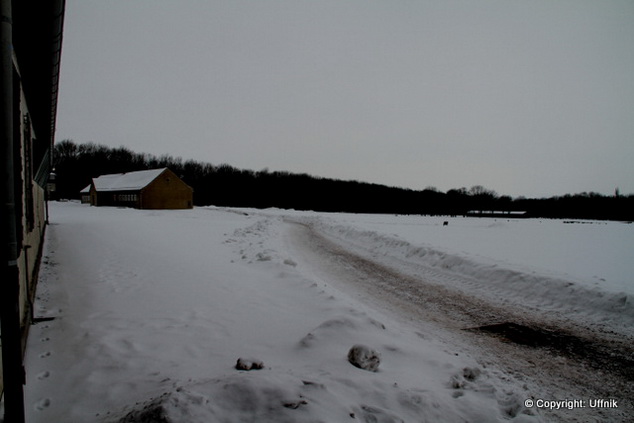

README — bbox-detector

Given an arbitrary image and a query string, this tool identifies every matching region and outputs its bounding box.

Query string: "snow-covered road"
[20,202,632,422]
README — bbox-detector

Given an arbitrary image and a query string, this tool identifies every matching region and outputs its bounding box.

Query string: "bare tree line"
[52,140,633,221]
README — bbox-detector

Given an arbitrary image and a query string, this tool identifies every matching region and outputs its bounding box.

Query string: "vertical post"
[1,0,27,421]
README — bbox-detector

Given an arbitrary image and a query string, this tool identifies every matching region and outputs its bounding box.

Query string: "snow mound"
[298,315,385,349]
[109,369,540,423]
[112,373,313,423]
[108,308,541,422]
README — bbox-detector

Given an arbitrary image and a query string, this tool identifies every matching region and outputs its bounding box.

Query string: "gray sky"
[56,0,634,198]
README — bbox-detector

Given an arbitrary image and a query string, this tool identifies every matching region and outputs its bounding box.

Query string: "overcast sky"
[56,0,634,198]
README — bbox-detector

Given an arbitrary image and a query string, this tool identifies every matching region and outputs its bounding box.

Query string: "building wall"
[14,77,48,335]
[2,0,65,407]
[88,169,193,209]
[94,190,140,208]
[140,169,193,210]
[1,54,50,396]
[17,185,46,331]
[90,187,97,206]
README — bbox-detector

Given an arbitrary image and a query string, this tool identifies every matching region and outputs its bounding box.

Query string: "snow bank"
[113,368,537,423]
[301,216,634,335]
[310,213,633,295]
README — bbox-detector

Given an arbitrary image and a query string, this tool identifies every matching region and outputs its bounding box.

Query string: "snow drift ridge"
[310,220,634,334]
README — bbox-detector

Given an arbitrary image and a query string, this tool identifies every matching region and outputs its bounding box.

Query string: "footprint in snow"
[35,398,51,410]
[37,371,50,380]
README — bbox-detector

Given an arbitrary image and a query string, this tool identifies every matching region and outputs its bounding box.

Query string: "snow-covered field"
[20,202,633,422]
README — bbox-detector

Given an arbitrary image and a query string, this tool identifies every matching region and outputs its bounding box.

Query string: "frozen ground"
[16,202,633,422]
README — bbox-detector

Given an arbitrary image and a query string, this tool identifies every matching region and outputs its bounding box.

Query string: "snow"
[288,212,634,335]
[91,168,167,191]
[19,202,632,422]
[306,213,632,294]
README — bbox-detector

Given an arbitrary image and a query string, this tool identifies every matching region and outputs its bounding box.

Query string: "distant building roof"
[82,168,168,193]
[466,210,528,217]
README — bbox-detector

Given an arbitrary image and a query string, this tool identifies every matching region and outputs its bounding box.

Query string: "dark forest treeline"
[53,140,633,221]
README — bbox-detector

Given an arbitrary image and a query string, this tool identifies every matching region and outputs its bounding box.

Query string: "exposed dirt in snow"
[287,221,633,423]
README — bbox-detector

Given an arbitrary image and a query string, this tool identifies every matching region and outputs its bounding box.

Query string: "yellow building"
[81,168,194,209]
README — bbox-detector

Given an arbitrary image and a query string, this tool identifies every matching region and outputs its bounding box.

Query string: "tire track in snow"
[287,220,633,423]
